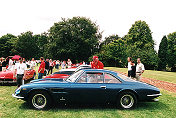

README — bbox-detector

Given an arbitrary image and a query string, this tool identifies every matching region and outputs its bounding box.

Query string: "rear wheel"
[117,92,137,109]
[28,91,51,110]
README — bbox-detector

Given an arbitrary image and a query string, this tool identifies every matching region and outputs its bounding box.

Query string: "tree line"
[0,17,175,71]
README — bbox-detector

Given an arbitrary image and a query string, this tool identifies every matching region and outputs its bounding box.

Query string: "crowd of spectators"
[0,55,104,80]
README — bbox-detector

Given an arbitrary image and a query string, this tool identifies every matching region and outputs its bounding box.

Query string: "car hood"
[30,78,64,83]
[0,70,13,78]
[21,79,69,88]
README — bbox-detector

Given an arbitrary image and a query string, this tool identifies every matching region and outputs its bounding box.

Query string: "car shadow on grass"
[19,101,168,111]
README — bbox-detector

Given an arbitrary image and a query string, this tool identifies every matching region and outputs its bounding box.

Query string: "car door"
[69,71,108,104]
[103,72,123,102]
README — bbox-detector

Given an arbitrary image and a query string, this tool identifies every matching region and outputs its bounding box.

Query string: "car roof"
[81,69,118,76]
[59,69,76,72]
[79,65,91,67]
[80,69,128,82]
[82,69,115,73]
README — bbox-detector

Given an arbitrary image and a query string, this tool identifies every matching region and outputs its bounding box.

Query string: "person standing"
[0,57,3,71]
[61,61,66,69]
[91,56,104,69]
[38,57,45,79]
[13,58,27,87]
[55,60,60,69]
[48,59,54,74]
[136,58,145,81]
[45,59,49,75]
[31,58,36,69]
[8,58,13,70]
[67,59,72,68]
[130,60,136,79]
[127,57,132,77]
[2,57,8,71]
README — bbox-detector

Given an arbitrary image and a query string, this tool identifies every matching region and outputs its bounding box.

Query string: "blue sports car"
[12,69,161,109]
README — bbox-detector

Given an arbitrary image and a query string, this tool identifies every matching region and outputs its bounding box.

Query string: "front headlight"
[15,87,21,95]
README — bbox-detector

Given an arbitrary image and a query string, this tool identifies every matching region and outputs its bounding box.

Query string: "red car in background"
[44,65,91,79]
[44,69,76,79]
[0,68,36,84]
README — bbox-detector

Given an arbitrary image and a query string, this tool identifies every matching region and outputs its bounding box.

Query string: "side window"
[77,73,87,83]
[87,73,103,83]
[104,73,121,83]
[77,72,103,83]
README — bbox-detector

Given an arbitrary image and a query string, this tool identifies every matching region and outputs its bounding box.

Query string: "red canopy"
[12,55,21,60]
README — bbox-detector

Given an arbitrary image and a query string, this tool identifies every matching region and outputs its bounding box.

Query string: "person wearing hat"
[13,58,27,87]
[91,56,104,69]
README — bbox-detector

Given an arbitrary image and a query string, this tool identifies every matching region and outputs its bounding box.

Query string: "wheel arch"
[27,88,53,101]
[117,89,139,100]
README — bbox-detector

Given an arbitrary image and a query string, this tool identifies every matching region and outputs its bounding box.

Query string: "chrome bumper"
[147,93,162,97]
[12,94,24,99]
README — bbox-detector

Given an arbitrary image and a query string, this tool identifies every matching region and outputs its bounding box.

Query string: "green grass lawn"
[0,66,176,118]
[105,67,176,84]
[0,86,175,118]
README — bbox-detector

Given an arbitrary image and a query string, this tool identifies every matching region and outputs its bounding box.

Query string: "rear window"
[118,74,136,82]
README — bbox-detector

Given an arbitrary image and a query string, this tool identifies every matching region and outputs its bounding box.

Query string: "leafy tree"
[48,17,101,62]
[158,36,168,71]
[101,35,120,46]
[33,32,48,59]
[15,31,38,59]
[167,32,176,71]
[97,35,126,67]
[125,20,158,69]
[0,34,17,57]
[103,38,127,67]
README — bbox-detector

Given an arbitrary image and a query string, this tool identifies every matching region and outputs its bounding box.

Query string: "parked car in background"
[43,65,91,79]
[12,69,161,110]
[0,67,36,84]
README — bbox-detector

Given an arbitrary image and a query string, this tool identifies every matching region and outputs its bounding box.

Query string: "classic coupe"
[0,68,36,84]
[12,69,161,109]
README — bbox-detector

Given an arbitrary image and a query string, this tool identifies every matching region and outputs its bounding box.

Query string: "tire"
[28,91,52,110]
[117,91,137,109]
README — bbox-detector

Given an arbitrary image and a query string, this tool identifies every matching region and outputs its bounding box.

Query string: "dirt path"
[115,71,176,93]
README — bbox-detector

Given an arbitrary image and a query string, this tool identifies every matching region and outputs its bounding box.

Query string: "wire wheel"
[29,91,51,110]
[32,94,47,109]
[118,92,137,109]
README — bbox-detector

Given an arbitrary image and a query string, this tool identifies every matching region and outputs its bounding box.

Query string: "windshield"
[66,70,83,82]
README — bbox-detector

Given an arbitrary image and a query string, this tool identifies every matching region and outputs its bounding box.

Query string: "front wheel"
[28,91,51,110]
[117,92,137,109]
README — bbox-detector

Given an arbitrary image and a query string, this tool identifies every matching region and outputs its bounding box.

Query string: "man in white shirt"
[31,58,36,69]
[13,58,27,87]
[127,57,132,77]
[136,58,145,81]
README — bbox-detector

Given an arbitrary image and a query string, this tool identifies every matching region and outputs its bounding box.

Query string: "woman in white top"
[67,59,72,68]
[127,57,132,77]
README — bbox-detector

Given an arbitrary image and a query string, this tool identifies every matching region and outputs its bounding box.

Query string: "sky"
[0,0,176,51]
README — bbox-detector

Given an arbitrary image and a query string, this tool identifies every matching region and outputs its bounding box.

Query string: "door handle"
[100,86,106,89]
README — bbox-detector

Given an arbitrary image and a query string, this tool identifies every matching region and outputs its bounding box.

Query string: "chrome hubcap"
[32,94,46,109]
[120,94,134,109]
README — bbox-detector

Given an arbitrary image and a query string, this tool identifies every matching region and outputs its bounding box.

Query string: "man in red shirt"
[38,57,45,79]
[91,56,104,69]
